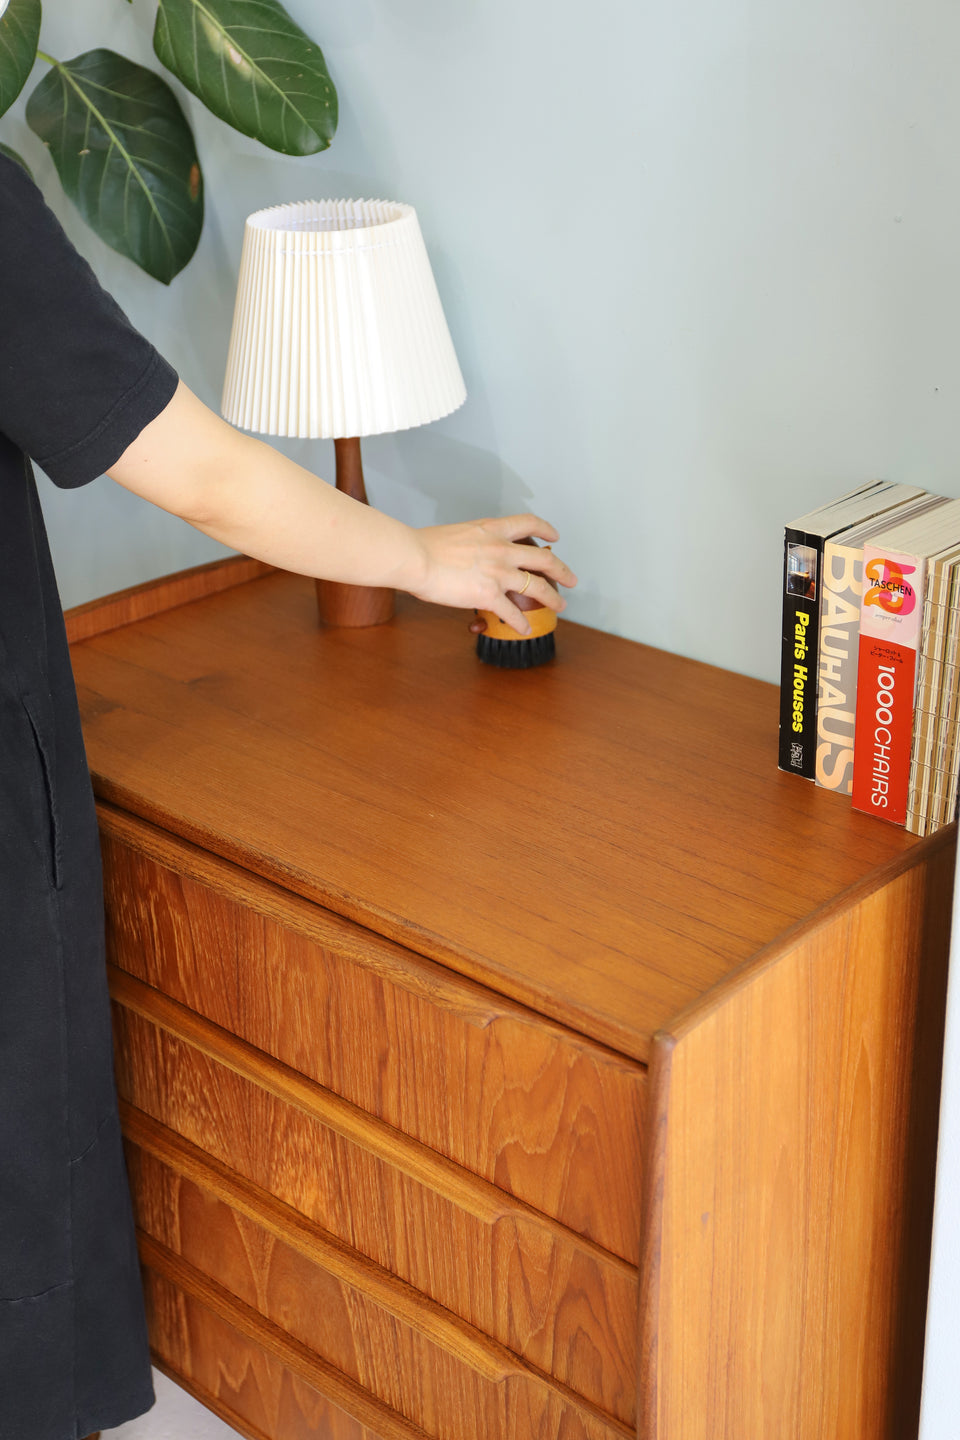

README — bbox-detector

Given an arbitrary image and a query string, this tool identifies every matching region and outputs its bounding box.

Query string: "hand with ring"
[406,512,577,638]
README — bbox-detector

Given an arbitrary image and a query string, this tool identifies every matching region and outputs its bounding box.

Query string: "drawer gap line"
[110,964,638,1276]
[142,1233,432,1440]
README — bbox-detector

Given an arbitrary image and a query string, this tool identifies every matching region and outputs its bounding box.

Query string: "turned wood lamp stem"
[315,437,396,627]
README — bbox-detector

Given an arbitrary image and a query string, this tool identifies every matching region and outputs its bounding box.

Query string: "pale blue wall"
[4,0,960,681]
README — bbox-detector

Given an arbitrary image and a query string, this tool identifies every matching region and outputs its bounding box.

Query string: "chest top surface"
[71,568,925,1061]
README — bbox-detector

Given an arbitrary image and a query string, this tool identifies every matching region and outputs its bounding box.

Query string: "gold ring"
[517,570,533,596]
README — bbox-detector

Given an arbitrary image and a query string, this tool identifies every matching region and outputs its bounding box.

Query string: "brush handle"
[476,605,558,641]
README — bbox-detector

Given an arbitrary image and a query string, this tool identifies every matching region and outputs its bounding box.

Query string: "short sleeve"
[0,154,179,489]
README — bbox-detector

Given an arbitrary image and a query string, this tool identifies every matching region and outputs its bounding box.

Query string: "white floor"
[103,1369,239,1439]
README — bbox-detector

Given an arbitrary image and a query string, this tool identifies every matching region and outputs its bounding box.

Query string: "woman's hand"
[408,514,577,635]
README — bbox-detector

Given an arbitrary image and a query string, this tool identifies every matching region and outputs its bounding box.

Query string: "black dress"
[0,155,179,1439]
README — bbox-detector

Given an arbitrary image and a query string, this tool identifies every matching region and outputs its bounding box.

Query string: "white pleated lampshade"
[221,198,466,439]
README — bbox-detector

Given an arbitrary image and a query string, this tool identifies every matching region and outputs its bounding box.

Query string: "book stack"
[779,484,960,835]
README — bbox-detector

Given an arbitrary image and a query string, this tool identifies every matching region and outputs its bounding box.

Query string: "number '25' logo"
[864,557,917,615]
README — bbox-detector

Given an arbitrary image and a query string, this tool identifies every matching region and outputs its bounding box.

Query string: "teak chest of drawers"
[67,558,955,1440]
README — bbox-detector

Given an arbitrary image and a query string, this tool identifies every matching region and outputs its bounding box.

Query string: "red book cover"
[852,636,917,823]
[852,544,925,823]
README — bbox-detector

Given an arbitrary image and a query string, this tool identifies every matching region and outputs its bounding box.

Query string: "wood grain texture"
[128,1138,633,1440]
[151,1361,307,1440]
[100,805,645,1262]
[639,829,955,1440]
[124,1107,521,1384]
[144,1259,425,1440]
[71,570,924,1062]
[109,982,637,1422]
[63,556,273,644]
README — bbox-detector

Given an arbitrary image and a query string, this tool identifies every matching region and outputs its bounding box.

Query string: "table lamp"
[221,198,467,625]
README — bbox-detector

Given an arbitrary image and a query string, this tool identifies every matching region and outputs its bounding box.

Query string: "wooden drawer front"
[145,1264,422,1440]
[111,976,638,1424]
[130,1135,633,1440]
[101,810,645,1262]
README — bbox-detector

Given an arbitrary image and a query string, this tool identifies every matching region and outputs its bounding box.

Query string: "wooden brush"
[475,539,558,668]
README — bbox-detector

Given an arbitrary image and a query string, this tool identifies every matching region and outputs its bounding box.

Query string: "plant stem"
[35,51,59,67]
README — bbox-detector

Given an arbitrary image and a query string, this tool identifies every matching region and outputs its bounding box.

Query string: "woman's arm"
[107,381,576,634]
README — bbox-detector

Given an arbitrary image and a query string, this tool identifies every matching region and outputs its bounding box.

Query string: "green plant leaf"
[26,49,203,284]
[0,139,33,177]
[154,0,337,156]
[0,0,41,118]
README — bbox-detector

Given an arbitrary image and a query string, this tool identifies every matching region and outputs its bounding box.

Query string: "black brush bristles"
[475,631,556,669]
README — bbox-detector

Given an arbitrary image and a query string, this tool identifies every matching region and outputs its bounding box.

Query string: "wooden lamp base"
[316,437,395,627]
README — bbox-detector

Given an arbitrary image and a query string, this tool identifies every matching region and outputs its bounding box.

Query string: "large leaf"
[0,0,41,118]
[26,49,203,284]
[0,138,32,177]
[154,0,336,156]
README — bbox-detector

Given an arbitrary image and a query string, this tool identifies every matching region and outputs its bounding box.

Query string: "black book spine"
[778,526,823,777]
